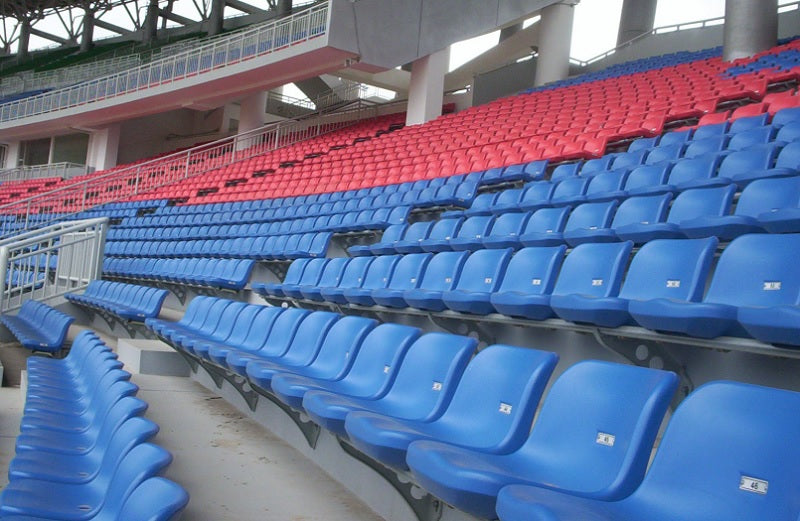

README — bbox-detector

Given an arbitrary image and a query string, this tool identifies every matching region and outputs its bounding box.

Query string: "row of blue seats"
[257,233,800,346]
[453,144,800,221]
[351,176,800,256]
[113,204,412,234]
[149,297,800,521]
[106,204,406,240]
[0,330,189,520]
[103,257,255,290]
[66,280,169,321]
[0,299,74,352]
[106,231,332,260]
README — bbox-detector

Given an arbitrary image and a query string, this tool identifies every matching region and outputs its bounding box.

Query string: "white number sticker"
[383,365,390,374]
[739,476,768,495]
[596,432,616,447]
[432,381,442,391]
[484,277,493,284]
[499,403,513,414]
[532,278,542,286]
[591,279,604,286]
[763,281,782,291]
[666,280,681,288]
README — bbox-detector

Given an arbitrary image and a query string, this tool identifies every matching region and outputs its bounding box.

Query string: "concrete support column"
[81,9,95,53]
[86,125,120,172]
[239,91,268,133]
[405,47,449,127]
[277,0,292,17]
[534,0,578,87]
[142,0,159,45]
[3,142,21,169]
[723,0,778,61]
[617,0,657,45]
[208,0,225,36]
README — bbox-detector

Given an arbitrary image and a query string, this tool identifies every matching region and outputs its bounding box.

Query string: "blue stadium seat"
[623,164,672,196]
[188,303,264,361]
[441,248,514,314]
[345,344,558,470]
[489,188,526,214]
[319,257,376,304]
[391,221,436,254]
[692,122,729,140]
[482,212,531,249]
[275,258,329,299]
[246,315,376,391]
[458,192,499,217]
[302,332,477,436]
[681,177,788,240]
[550,163,581,182]
[658,128,693,147]
[610,149,648,169]
[718,143,787,186]
[629,233,800,339]
[517,182,557,212]
[220,308,309,374]
[580,155,617,175]
[1,300,74,353]
[403,251,470,311]
[299,257,348,301]
[551,237,718,327]
[252,258,311,297]
[406,360,677,519]
[519,207,571,246]
[684,137,728,158]
[615,185,736,243]
[371,253,432,308]
[416,218,464,253]
[343,255,402,305]
[727,125,776,150]
[269,323,421,409]
[558,200,619,247]
[426,216,495,252]
[758,176,800,233]
[547,176,592,206]
[564,194,671,246]
[643,143,683,165]
[489,246,567,319]
[496,381,800,521]
[582,169,629,202]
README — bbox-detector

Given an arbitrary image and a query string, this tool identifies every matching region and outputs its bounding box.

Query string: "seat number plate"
[596,432,615,447]
[740,476,768,495]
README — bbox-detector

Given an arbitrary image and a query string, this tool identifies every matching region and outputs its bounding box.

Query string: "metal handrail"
[0,1,330,124]
[0,217,107,312]
[569,0,800,67]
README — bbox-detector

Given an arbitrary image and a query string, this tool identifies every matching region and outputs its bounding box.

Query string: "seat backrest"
[666,154,722,186]
[684,137,727,159]
[207,301,249,341]
[427,217,464,241]
[580,155,616,175]
[666,184,736,223]
[302,315,378,379]
[705,233,800,307]
[223,304,264,347]
[402,221,436,243]
[552,241,633,297]
[487,212,529,237]
[453,248,513,292]
[775,140,800,170]
[624,164,671,191]
[273,311,341,366]
[377,224,407,244]
[194,299,234,335]
[430,344,558,451]
[520,181,556,205]
[295,258,329,285]
[658,129,693,147]
[727,125,775,151]
[618,237,718,301]
[451,215,492,240]
[386,253,432,291]
[550,162,581,182]
[719,144,780,179]
[585,169,628,196]
[337,323,421,395]
[360,254,401,290]
[611,193,672,228]
[523,207,570,234]
[734,176,800,218]
[775,120,800,143]
[633,381,800,520]
[417,251,470,291]
[551,176,591,200]
[644,144,683,165]
[378,332,477,420]
[466,192,499,213]
[117,477,189,521]
[315,257,349,288]
[496,246,567,295]
[611,149,648,169]
[336,256,375,289]
[563,201,619,232]
[520,360,678,499]
[244,307,306,353]
[494,188,524,207]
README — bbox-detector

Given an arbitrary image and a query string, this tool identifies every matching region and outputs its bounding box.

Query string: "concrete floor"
[0,361,385,521]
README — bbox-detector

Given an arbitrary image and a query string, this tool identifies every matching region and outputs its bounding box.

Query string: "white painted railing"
[0,217,107,312]
[0,2,330,123]
[0,162,87,183]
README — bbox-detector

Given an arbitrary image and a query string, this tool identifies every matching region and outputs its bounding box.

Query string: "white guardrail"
[0,163,87,183]
[0,2,330,123]
[0,217,107,312]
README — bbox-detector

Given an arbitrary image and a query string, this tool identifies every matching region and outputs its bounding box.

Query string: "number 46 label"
[739,475,768,495]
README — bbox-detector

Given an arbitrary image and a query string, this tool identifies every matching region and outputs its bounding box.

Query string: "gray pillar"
[208,0,225,36]
[81,9,94,53]
[723,0,778,61]
[142,0,159,44]
[277,0,291,17]
[406,47,449,126]
[534,1,578,87]
[616,0,657,46]
[17,19,31,62]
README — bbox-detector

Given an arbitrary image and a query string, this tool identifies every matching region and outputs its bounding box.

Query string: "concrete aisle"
[134,374,386,521]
